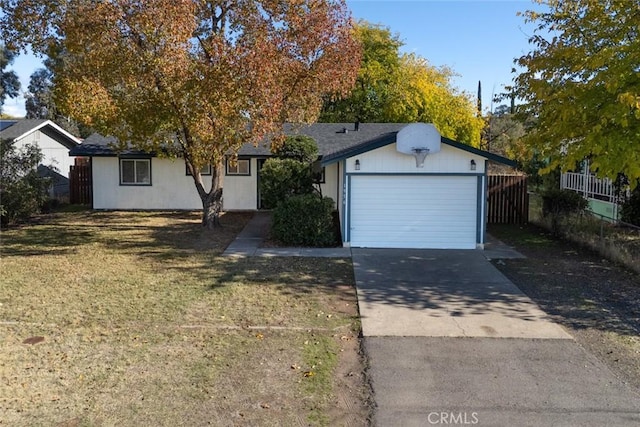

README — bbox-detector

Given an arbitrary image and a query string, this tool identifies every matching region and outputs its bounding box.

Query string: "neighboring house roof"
[69,123,516,167]
[0,119,81,149]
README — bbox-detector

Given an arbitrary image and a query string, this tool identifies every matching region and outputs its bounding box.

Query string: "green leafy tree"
[0,44,21,113]
[387,54,484,145]
[25,58,91,137]
[486,105,527,159]
[260,135,335,246]
[514,0,640,184]
[321,21,402,122]
[320,21,484,146]
[260,158,315,209]
[0,139,51,226]
[1,0,361,228]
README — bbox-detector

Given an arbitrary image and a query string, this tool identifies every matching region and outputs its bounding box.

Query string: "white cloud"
[2,96,26,118]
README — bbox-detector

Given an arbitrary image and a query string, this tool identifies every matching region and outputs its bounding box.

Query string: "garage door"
[349,175,478,249]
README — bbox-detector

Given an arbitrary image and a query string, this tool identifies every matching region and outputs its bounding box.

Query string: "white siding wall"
[93,157,264,210]
[15,131,75,178]
[345,143,485,174]
[93,157,207,210]
[317,163,340,208]
[223,158,258,210]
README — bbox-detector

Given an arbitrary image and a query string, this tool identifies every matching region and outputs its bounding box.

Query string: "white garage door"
[349,175,478,249]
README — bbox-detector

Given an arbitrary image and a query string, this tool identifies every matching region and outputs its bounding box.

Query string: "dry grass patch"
[1,211,370,426]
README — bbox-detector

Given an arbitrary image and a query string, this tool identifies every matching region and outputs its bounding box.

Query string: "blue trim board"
[346,172,485,177]
[483,160,489,244]
[321,132,398,165]
[476,176,483,244]
[345,173,351,243]
[441,137,516,167]
[322,133,515,167]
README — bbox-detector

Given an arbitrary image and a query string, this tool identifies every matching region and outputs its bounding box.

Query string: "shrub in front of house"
[541,188,588,236]
[541,189,588,217]
[259,158,315,209]
[1,140,51,227]
[271,134,318,164]
[272,194,336,246]
[620,184,640,226]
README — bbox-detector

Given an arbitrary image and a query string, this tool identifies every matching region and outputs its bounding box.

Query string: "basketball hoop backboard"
[396,123,441,168]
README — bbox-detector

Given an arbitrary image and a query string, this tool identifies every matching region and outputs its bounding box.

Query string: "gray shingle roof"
[0,119,48,139]
[71,123,406,157]
[69,123,515,167]
[236,123,406,157]
[0,119,80,150]
[69,133,150,156]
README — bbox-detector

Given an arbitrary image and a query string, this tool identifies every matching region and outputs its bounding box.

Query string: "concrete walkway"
[223,212,523,260]
[222,212,351,257]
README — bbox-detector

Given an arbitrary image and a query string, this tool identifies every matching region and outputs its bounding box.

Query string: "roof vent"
[342,127,348,134]
[354,121,360,132]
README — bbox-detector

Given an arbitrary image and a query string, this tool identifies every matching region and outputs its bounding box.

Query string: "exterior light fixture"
[355,159,361,170]
[470,159,476,171]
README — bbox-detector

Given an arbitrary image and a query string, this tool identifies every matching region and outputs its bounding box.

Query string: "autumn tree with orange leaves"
[0,0,361,227]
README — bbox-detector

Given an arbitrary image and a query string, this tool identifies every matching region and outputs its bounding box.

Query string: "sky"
[3,0,544,118]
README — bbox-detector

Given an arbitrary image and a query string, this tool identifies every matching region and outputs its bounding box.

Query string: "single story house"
[0,119,81,198]
[69,123,515,249]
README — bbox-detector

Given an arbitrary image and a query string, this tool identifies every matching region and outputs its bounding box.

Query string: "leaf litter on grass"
[0,211,370,426]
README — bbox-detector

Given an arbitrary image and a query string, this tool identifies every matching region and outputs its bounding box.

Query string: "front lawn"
[1,211,370,426]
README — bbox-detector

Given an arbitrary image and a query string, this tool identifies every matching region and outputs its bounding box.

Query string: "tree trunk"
[201,161,224,229]
[186,158,224,229]
[201,187,223,229]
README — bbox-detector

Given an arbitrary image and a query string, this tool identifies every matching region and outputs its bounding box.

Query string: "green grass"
[301,335,340,425]
[0,211,365,426]
[488,223,556,248]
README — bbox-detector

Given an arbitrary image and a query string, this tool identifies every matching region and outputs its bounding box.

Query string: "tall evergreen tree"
[25,58,88,137]
[477,80,482,116]
[0,44,21,113]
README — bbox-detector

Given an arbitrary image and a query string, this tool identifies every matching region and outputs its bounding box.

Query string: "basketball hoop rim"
[411,147,429,168]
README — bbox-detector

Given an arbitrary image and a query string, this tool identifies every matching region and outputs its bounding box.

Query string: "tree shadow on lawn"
[178,255,356,297]
[1,227,98,257]
[160,255,360,323]
[1,211,251,258]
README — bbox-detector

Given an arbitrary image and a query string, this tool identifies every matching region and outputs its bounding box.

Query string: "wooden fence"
[487,175,528,224]
[69,164,92,205]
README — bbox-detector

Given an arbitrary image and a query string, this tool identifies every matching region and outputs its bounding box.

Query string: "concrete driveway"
[352,249,640,426]
[352,249,570,339]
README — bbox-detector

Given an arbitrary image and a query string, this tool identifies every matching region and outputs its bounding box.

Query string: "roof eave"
[320,133,517,168]
[15,120,81,148]
[320,132,398,166]
[440,137,517,167]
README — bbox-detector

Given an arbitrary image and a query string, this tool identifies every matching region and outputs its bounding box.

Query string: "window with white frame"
[120,158,151,185]
[226,158,250,176]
